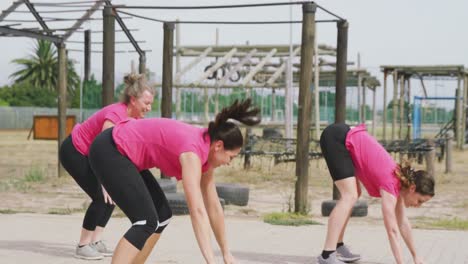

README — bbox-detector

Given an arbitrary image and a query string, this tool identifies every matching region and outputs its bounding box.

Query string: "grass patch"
[0,208,34,214]
[0,209,18,214]
[429,218,468,230]
[24,167,45,183]
[263,212,322,226]
[48,207,83,215]
[414,217,468,230]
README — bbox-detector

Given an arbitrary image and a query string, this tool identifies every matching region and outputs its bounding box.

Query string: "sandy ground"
[1,213,467,264]
[0,130,468,263]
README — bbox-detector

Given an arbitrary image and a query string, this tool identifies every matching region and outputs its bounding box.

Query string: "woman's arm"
[180,152,216,264]
[101,120,114,131]
[395,196,424,264]
[381,190,404,264]
[200,168,235,264]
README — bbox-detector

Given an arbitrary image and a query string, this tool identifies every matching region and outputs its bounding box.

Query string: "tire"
[156,178,177,193]
[262,128,282,139]
[165,193,189,215]
[215,183,249,206]
[165,193,225,215]
[321,199,368,217]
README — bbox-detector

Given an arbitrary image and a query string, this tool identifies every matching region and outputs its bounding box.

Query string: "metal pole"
[139,51,146,75]
[357,53,362,123]
[392,70,398,140]
[294,2,316,214]
[399,74,405,140]
[175,20,182,119]
[284,0,294,139]
[57,42,67,177]
[102,6,115,107]
[372,88,376,136]
[383,70,387,140]
[162,22,174,119]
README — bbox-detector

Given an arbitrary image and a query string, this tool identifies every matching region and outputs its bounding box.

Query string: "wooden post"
[294,2,316,214]
[139,51,146,75]
[399,74,405,140]
[57,42,67,177]
[383,70,388,140]
[161,22,174,119]
[425,140,435,177]
[392,70,398,140]
[445,133,453,173]
[331,19,348,201]
[84,30,91,82]
[102,6,115,107]
[357,54,362,123]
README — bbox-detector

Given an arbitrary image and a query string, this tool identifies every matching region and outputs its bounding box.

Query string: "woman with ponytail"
[59,73,154,260]
[88,99,260,264]
[317,123,435,264]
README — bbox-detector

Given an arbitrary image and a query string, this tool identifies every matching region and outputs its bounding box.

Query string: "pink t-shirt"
[345,124,401,198]
[112,118,211,180]
[71,102,129,156]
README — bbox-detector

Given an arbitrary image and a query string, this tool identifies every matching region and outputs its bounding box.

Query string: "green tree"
[10,40,80,97]
[0,82,57,107]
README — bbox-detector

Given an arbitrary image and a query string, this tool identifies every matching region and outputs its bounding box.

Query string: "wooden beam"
[193,48,237,85]
[240,49,277,86]
[175,47,212,80]
[217,49,257,87]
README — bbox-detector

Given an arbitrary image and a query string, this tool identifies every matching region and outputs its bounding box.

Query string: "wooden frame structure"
[381,65,468,149]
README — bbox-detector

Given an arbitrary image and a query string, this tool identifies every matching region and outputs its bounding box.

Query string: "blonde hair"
[395,160,435,196]
[120,73,155,104]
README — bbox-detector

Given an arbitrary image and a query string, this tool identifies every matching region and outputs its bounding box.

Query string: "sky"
[0,0,467,110]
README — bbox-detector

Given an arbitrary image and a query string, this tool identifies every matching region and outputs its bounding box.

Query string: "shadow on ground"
[0,240,74,258]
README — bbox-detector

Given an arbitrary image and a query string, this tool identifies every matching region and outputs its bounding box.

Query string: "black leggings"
[88,128,172,250]
[59,135,115,231]
[320,123,355,181]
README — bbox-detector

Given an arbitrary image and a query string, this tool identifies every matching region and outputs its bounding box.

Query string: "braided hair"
[395,161,435,196]
[206,99,261,150]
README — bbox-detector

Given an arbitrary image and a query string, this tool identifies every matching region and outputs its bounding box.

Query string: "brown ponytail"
[207,99,261,150]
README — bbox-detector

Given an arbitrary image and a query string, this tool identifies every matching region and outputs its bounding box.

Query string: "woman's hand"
[413,256,425,264]
[102,185,114,205]
[223,252,236,264]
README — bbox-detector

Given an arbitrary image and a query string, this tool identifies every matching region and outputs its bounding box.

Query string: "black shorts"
[320,123,355,181]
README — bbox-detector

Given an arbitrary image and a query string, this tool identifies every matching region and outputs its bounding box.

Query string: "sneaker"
[317,252,346,264]
[75,244,103,260]
[92,240,113,257]
[336,244,361,262]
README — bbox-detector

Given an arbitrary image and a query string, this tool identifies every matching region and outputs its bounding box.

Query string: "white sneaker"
[75,244,103,260]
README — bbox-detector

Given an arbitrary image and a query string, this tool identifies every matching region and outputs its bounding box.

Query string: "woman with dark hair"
[88,99,261,263]
[59,73,154,260]
[317,123,435,264]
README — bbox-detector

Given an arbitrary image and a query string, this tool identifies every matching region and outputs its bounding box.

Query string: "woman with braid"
[59,73,154,260]
[88,99,260,264]
[317,123,435,264]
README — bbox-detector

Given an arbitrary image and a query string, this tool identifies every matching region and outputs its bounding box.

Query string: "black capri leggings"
[320,123,355,181]
[59,135,115,231]
[88,128,172,250]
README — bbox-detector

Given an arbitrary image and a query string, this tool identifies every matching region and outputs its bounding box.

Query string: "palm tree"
[10,40,80,96]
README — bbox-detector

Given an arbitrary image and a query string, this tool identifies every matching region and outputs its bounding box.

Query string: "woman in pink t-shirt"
[59,74,154,260]
[88,99,260,264]
[317,123,435,264]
